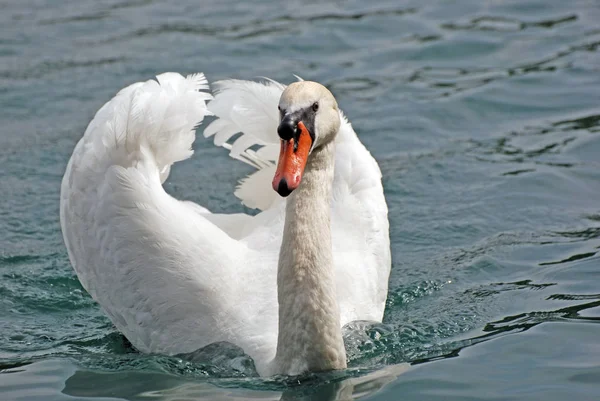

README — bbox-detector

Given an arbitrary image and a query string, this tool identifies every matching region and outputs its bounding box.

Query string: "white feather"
[60,73,390,376]
[205,78,284,210]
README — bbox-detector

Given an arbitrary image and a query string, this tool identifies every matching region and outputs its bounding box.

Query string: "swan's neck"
[273,141,347,375]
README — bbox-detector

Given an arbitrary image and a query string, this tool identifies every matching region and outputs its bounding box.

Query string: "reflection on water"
[0,359,407,401]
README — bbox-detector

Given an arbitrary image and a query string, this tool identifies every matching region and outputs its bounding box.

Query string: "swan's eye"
[312,102,319,112]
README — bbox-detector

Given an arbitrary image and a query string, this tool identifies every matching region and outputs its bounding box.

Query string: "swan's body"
[60,73,390,376]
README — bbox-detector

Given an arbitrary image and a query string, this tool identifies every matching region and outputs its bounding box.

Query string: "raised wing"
[203,77,391,323]
[60,73,256,356]
[205,79,286,210]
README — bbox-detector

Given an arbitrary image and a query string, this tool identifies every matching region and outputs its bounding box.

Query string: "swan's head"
[272,81,341,197]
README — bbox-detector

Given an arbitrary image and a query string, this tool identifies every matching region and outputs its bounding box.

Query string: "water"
[1,0,600,399]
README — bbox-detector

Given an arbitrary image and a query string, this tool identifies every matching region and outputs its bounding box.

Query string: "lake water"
[2,0,600,400]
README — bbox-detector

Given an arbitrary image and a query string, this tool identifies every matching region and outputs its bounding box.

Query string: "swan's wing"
[60,73,265,357]
[204,78,391,322]
[331,116,391,324]
[205,79,286,211]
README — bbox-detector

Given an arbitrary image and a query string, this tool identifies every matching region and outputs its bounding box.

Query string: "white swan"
[60,72,390,376]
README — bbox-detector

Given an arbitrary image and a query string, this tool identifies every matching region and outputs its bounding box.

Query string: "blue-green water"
[2,0,600,399]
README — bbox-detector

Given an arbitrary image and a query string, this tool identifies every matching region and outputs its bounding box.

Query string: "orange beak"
[272,121,313,197]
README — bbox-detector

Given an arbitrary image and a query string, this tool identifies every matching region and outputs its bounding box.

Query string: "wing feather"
[205,79,285,210]
[60,72,269,358]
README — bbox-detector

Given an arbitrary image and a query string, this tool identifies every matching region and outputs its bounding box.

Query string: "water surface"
[1,0,600,399]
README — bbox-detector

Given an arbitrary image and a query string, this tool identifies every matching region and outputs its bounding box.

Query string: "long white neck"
[272,140,347,376]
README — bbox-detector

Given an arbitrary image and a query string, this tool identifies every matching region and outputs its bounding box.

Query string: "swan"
[60,72,390,376]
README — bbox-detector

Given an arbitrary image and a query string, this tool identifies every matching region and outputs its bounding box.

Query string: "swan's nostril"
[276,178,293,197]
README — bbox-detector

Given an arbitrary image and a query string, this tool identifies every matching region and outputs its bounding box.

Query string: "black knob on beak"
[278,116,297,141]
